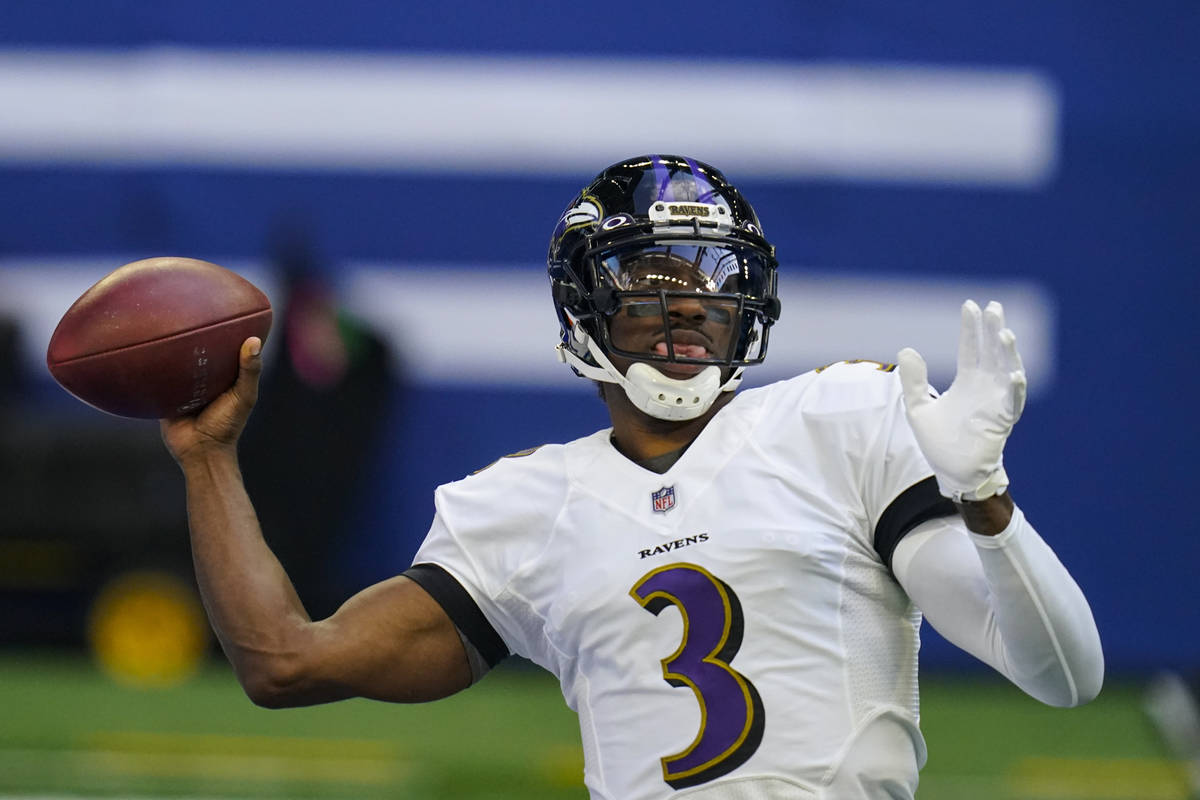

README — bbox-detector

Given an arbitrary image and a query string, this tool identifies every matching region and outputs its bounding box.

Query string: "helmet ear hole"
[552,280,583,311]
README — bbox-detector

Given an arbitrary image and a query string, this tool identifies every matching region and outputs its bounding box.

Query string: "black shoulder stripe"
[873,476,958,573]
[403,563,509,668]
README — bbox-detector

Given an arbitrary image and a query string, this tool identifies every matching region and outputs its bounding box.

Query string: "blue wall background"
[1,1,1196,674]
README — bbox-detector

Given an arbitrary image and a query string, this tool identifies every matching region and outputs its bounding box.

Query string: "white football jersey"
[411,361,953,799]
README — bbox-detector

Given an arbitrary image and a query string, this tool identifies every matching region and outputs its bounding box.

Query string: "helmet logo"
[559,196,602,232]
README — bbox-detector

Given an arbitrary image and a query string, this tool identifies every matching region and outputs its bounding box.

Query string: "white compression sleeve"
[892,506,1104,707]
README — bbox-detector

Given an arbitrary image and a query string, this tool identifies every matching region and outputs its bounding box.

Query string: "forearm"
[179,445,313,699]
[894,508,1104,707]
[968,506,1104,705]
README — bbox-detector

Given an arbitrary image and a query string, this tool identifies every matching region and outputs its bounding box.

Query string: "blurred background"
[1,1,1197,798]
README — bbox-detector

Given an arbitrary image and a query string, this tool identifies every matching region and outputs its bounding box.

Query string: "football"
[46,257,273,419]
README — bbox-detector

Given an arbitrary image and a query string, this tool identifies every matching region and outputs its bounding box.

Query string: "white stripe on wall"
[1,259,1054,395]
[0,49,1058,186]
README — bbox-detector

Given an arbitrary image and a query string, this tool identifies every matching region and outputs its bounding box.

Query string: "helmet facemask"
[590,241,775,374]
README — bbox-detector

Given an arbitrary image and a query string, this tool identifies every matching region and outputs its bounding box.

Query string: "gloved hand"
[897,300,1027,502]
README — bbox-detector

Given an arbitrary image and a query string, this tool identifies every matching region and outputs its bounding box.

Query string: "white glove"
[897,300,1027,502]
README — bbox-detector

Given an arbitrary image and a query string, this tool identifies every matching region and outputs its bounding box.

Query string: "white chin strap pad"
[624,362,722,421]
[557,328,742,421]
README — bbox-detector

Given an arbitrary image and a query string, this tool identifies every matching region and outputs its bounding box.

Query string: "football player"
[161,155,1104,800]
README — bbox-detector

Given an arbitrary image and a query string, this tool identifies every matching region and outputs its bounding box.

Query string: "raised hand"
[896,300,1027,502]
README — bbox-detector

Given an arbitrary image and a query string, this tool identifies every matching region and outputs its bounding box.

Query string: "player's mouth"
[653,341,710,360]
[650,331,713,376]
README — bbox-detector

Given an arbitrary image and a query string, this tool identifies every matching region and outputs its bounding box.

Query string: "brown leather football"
[47,257,272,419]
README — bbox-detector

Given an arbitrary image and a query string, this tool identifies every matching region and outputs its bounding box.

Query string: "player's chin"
[652,361,710,379]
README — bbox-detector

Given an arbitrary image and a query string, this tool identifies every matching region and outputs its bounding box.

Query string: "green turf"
[0,651,1187,799]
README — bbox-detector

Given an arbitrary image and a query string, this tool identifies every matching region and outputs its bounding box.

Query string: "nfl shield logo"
[651,486,676,514]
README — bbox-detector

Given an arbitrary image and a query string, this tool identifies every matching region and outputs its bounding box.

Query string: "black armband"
[403,563,509,669]
[873,476,958,573]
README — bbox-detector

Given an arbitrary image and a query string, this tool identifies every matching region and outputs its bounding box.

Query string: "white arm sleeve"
[891,505,1104,707]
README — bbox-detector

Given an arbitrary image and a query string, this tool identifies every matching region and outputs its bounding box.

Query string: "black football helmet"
[548,154,780,420]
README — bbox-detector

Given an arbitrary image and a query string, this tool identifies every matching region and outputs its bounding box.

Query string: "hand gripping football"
[47,257,272,419]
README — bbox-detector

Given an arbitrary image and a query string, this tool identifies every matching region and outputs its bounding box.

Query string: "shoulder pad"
[813,358,896,375]
[471,445,546,475]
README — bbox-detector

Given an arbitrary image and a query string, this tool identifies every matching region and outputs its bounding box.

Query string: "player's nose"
[666,295,710,324]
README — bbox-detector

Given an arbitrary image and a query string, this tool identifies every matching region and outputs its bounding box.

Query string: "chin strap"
[556,328,742,421]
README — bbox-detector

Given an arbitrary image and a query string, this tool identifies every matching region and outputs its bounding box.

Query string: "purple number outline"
[630,562,765,789]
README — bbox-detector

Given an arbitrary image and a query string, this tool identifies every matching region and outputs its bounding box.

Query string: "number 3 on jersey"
[630,562,765,789]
